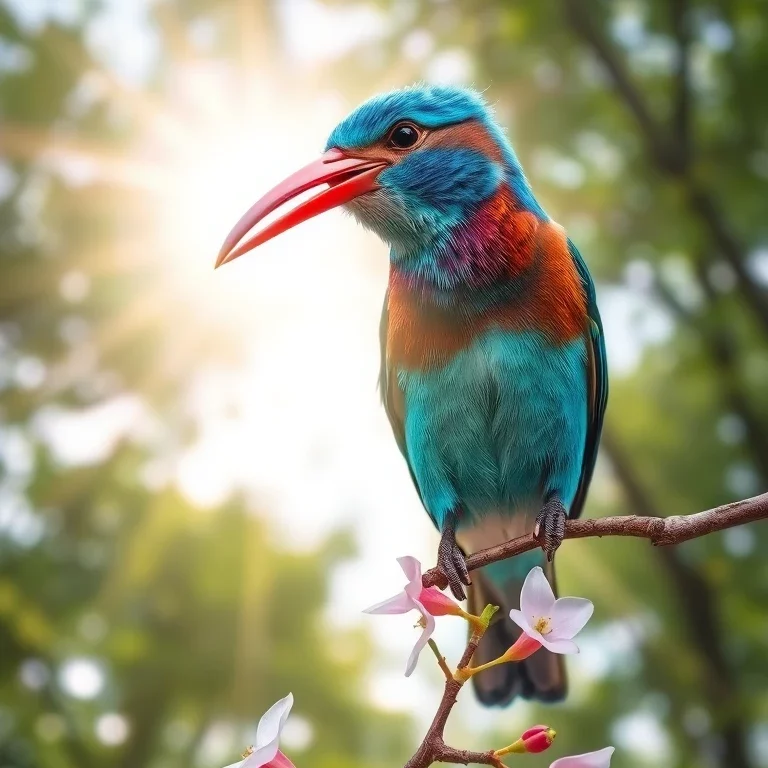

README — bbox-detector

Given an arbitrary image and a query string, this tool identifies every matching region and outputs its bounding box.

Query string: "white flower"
[508,567,594,654]
[363,556,438,676]
[222,694,296,768]
[550,746,615,768]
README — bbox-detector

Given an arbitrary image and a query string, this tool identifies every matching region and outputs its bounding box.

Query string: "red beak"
[215,148,387,268]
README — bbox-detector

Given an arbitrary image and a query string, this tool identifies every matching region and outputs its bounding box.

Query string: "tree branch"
[407,493,767,766]
[670,0,692,169]
[652,264,768,482]
[562,0,768,338]
[602,430,754,768]
[563,0,682,174]
[405,619,504,768]
[689,259,768,481]
[423,492,767,589]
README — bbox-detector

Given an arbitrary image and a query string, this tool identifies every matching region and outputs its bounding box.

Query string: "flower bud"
[493,725,556,757]
[519,725,556,753]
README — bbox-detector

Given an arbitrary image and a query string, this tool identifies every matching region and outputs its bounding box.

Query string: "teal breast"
[399,328,588,531]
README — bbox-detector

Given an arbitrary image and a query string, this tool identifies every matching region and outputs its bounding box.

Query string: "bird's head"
[216,85,542,269]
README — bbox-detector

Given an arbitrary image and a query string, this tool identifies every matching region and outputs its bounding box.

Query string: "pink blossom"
[508,567,593,655]
[363,556,462,676]
[222,694,296,768]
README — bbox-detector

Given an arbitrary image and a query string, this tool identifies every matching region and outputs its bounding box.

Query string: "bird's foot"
[437,519,471,601]
[534,498,567,562]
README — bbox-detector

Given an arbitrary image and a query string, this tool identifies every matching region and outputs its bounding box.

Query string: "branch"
[404,493,767,767]
[562,0,768,338]
[685,187,768,335]
[405,609,504,768]
[670,0,692,169]
[602,431,753,768]
[650,267,768,481]
[563,0,681,173]
[423,492,767,590]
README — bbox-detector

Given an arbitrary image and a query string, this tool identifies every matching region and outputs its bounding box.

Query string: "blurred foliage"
[0,1,413,767]
[1,2,768,768]
[0,447,410,768]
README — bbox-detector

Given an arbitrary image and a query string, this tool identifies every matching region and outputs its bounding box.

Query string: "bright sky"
[2,0,682,759]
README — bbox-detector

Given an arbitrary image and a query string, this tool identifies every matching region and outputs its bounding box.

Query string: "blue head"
[325,85,545,259]
[216,85,545,282]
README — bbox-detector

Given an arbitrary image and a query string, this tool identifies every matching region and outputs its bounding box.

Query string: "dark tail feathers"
[468,564,566,706]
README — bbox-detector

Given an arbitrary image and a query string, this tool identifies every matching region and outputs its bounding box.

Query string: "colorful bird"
[216,85,608,707]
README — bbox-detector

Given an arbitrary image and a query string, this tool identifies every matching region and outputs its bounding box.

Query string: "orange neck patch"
[387,220,587,371]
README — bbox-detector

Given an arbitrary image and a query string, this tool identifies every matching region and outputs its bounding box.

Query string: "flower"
[363,556,463,676]
[517,725,557,753]
[494,725,556,757]
[508,566,594,655]
[222,694,296,768]
[550,747,615,768]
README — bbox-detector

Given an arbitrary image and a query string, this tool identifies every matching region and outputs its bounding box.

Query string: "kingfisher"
[216,85,608,706]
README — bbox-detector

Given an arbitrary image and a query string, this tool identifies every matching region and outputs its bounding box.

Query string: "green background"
[1,2,767,767]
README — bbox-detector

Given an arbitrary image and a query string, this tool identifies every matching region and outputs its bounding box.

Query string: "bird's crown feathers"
[326,84,502,152]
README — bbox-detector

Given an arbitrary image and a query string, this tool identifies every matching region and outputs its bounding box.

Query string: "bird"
[216,84,608,707]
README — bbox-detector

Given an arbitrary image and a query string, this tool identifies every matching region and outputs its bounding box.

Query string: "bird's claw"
[437,524,470,601]
[534,498,567,562]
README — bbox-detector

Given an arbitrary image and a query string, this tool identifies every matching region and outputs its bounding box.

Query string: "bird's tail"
[466,548,566,706]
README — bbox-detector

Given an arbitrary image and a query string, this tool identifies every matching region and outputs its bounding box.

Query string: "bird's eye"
[387,122,421,149]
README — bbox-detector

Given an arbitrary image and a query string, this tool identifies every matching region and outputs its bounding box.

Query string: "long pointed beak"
[215,148,387,268]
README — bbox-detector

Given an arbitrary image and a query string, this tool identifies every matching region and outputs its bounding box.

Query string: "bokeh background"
[1,1,767,767]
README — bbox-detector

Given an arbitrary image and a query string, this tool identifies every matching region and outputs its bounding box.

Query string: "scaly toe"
[534,499,567,562]
[437,544,470,601]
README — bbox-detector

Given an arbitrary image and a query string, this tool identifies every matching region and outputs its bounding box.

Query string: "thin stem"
[456,656,507,682]
[427,639,453,681]
[458,608,486,633]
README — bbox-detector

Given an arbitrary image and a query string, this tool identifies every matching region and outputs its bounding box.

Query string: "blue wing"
[379,290,428,513]
[567,239,609,519]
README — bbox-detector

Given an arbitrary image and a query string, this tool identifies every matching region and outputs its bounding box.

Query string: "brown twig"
[405,493,767,767]
[422,492,768,590]
[427,639,453,682]
[405,610,504,768]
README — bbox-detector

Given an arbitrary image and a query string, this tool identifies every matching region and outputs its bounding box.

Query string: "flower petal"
[362,592,415,614]
[397,556,423,599]
[549,597,594,640]
[549,746,615,768]
[520,567,556,620]
[404,600,435,677]
[540,637,580,655]
[241,750,275,768]
[508,609,539,640]
[418,587,461,617]
[397,556,422,584]
[222,762,245,768]
[253,693,293,763]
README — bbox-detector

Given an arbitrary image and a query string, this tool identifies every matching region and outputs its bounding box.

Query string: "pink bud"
[494,724,557,758]
[520,725,556,753]
[418,587,462,617]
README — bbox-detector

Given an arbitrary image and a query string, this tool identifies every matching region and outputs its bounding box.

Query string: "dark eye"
[387,122,421,149]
